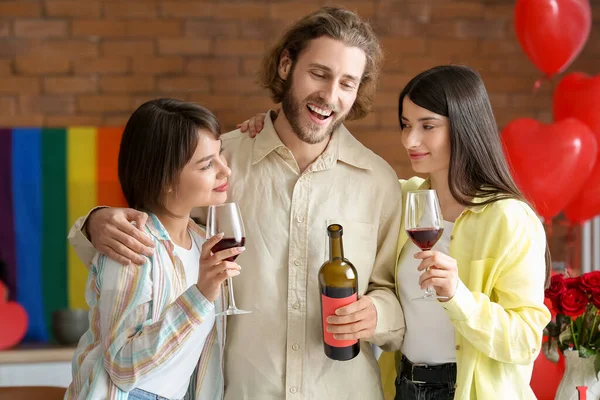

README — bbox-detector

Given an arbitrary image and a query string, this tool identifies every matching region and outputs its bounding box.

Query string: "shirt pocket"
[325,219,377,291]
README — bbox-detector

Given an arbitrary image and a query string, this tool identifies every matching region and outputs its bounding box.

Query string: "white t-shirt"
[397,220,456,365]
[138,233,216,399]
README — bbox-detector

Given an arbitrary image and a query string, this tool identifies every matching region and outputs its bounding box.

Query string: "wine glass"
[206,202,251,316]
[405,190,446,301]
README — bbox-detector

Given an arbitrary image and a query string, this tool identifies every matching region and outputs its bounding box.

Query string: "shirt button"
[455,345,460,351]
[296,215,303,223]
[294,259,300,266]
[292,302,300,309]
[531,348,537,354]
[290,386,298,394]
[292,343,300,351]
[450,235,454,240]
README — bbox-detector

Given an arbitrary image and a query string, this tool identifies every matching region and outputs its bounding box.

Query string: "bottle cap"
[327,224,343,238]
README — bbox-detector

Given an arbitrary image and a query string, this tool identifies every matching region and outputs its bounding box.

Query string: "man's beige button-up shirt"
[218,112,404,399]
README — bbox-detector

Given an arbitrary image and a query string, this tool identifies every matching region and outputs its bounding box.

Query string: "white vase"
[556,350,600,400]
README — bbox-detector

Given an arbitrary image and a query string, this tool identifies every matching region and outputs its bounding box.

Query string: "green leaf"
[576,316,584,333]
[560,328,573,345]
[543,340,560,363]
[595,353,600,377]
[579,345,596,358]
[582,309,597,345]
[591,337,600,350]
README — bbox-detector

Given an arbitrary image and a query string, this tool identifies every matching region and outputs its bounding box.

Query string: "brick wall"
[0,0,598,265]
[1,1,599,175]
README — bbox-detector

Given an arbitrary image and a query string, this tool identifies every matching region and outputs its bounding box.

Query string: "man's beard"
[281,84,346,145]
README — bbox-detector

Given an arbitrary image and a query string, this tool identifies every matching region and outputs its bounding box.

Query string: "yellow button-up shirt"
[376,177,551,400]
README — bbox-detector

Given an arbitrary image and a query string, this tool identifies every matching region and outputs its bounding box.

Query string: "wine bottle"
[318,224,360,361]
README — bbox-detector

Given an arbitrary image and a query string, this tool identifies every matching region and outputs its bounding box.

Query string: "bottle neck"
[329,236,344,261]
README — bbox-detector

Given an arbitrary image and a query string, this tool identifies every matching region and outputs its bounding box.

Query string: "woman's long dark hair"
[399,65,551,287]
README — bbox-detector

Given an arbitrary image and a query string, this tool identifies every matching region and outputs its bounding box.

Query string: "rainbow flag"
[0,127,127,342]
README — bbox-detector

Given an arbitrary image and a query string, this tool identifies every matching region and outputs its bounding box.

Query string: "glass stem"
[424,283,436,296]
[226,277,237,309]
[422,247,436,297]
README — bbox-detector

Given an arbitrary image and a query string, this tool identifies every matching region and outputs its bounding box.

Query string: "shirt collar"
[416,179,490,214]
[144,213,206,243]
[251,110,372,171]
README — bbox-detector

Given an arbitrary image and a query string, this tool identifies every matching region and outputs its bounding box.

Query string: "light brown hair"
[258,6,382,121]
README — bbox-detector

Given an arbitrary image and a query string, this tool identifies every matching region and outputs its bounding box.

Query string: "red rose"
[546,274,566,300]
[564,277,583,289]
[551,297,564,314]
[581,271,600,293]
[590,289,600,310]
[559,288,589,317]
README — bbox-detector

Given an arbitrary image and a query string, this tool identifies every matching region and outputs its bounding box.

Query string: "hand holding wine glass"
[405,190,446,301]
[197,234,243,303]
[206,202,251,316]
[414,250,459,301]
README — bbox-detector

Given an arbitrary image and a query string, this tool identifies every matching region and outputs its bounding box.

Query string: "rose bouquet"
[543,272,600,373]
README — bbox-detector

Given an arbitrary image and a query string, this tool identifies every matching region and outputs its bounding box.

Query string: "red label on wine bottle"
[321,293,358,347]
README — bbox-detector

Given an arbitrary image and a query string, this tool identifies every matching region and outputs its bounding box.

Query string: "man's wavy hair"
[258,6,383,121]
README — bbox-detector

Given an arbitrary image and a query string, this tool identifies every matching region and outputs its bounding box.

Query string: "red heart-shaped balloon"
[0,303,28,350]
[554,73,600,223]
[502,118,597,219]
[514,0,591,77]
[0,281,28,350]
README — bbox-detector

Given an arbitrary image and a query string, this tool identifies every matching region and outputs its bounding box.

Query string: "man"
[69,6,404,399]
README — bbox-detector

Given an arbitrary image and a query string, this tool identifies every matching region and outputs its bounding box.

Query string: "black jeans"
[395,375,456,400]
[394,356,456,400]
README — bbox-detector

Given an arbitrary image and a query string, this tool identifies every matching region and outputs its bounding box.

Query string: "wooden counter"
[0,344,75,365]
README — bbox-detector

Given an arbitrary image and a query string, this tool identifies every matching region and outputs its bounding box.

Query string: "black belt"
[398,356,457,384]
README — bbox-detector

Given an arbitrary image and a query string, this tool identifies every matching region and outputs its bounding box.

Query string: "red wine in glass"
[206,202,251,316]
[211,237,246,262]
[407,228,443,251]
[405,190,446,301]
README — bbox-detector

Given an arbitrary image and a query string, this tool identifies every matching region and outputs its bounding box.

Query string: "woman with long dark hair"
[375,65,551,399]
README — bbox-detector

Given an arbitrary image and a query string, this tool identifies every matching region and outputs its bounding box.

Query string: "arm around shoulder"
[67,206,108,268]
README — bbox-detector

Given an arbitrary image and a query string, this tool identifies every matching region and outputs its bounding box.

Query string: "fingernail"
[217,232,225,238]
[237,246,245,252]
[326,326,331,332]
[145,248,154,256]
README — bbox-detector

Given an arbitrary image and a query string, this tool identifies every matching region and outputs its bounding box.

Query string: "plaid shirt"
[66,214,225,400]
